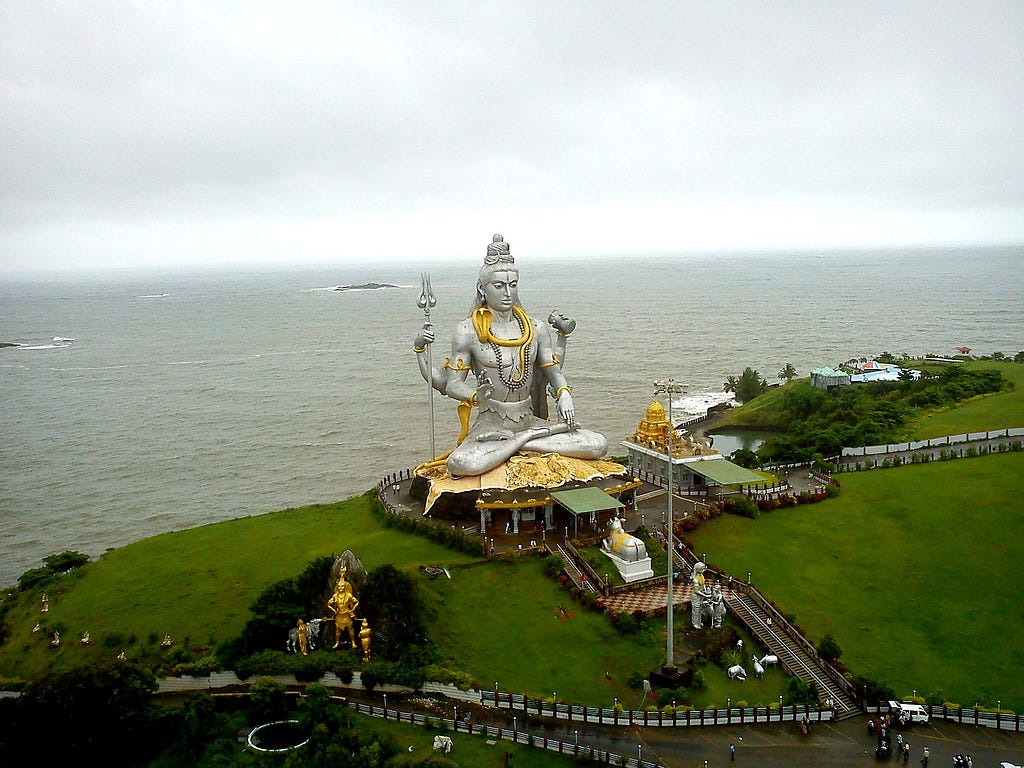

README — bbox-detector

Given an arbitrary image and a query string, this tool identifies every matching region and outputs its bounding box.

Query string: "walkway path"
[591,550,860,717]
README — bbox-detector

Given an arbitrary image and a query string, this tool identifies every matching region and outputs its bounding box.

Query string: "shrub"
[169,655,219,677]
[543,553,565,579]
[234,650,291,680]
[690,669,707,692]
[728,496,759,519]
[609,611,641,635]
[291,655,327,682]
[422,664,473,689]
[816,633,842,662]
[249,677,288,722]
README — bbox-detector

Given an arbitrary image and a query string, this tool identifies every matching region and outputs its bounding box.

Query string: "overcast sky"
[2,1,1022,274]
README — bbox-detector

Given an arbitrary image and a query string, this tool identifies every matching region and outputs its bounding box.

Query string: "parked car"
[888,700,930,725]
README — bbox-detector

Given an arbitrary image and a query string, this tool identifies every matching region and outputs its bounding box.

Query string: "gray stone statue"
[413,235,607,477]
[708,583,726,628]
[690,561,714,629]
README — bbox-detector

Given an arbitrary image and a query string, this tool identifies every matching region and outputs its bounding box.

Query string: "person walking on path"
[730,743,736,761]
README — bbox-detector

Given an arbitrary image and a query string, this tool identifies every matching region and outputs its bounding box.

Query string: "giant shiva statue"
[413,235,607,477]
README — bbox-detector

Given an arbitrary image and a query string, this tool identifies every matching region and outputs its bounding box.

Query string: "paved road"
[554,715,1024,768]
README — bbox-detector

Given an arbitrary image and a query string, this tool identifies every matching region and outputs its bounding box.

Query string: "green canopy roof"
[550,487,625,515]
[690,459,765,486]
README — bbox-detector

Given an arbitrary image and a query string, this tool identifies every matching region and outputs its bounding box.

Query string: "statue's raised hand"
[413,322,435,350]
[547,310,577,336]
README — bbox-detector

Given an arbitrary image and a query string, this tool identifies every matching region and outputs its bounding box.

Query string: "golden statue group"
[288,565,371,663]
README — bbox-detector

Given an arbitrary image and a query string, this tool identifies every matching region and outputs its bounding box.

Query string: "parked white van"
[888,700,930,724]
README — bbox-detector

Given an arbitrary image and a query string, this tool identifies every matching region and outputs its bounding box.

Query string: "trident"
[418,273,438,459]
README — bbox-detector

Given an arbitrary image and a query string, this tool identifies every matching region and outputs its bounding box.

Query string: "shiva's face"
[479,269,519,311]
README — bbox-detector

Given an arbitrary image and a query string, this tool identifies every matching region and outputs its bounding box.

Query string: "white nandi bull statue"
[759,654,779,667]
[727,664,747,681]
[602,517,648,562]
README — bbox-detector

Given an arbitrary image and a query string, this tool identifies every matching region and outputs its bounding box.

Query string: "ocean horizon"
[2,245,1022,586]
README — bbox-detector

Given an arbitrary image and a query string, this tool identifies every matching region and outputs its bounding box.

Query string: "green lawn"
[684,451,1024,710]
[5,375,1023,714]
[0,493,482,680]
[423,558,664,705]
[907,361,1024,438]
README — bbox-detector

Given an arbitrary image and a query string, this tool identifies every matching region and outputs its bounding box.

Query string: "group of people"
[950,754,973,768]
[870,715,913,762]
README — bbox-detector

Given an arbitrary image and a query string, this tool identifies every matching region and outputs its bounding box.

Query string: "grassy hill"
[0,493,478,681]
[3,363,1023,712]
[713,360,1023,437]
[684,451,1024,710]
[907,361,1024,438]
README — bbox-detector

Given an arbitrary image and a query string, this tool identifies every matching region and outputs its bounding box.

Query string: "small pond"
[706,429,772,456]
[247,720,309,753]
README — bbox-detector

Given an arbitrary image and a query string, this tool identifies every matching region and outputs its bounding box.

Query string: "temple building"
[622,401,763,493]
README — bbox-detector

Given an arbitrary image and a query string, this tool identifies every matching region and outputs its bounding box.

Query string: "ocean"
[2,246,1021,587]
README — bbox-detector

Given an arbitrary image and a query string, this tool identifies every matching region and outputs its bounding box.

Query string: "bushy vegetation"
[373,502,484,555]
[0,659,163,762]
[218,556,437,688]
[723,366,770,403]
[217,555,336,667]
[15,550,90,592]
[756,366,1007,461]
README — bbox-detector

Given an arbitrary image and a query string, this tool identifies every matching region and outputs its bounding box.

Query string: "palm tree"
[778,363,797,383]
[723,375,738,394]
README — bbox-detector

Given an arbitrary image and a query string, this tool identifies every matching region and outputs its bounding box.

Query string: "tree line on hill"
[723,365,1008,464]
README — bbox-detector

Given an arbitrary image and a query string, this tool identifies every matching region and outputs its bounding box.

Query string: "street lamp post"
[654,377,682,676]
[383,693,387,719]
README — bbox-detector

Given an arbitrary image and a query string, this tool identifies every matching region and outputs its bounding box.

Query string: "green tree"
[729,448,760,469]
[177,691,227,765]
[43,550,90,573]
[723,375,738,394]
[362,565,430,663]
[9,660,158,761]
[778,363,797,382]
[249,676,289,722]
[735,367,768,403]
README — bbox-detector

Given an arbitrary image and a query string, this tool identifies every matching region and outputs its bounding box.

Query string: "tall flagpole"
[418,273,437,459]
[654,377,682,675]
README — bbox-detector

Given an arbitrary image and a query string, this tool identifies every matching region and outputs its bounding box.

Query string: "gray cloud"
[2,1,1022,271]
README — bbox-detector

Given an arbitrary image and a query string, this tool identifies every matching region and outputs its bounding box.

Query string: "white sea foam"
[673,391,736,418]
